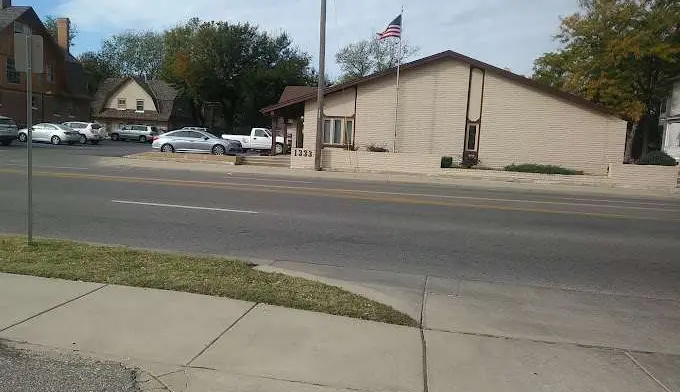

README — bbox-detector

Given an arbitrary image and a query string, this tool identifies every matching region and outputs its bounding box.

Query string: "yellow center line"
[0,168,677,222]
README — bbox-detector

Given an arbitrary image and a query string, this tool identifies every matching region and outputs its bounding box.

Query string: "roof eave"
[261,50,621,119]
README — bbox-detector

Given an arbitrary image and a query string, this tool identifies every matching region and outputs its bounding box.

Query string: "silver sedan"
[18,123,81,145]
[152,130,242,155]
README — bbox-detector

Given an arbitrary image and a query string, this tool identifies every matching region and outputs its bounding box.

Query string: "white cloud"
[55,0,577,77]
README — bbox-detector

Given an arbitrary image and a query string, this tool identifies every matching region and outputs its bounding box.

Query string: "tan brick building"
[263,51,627,175]
[0,1,90,127]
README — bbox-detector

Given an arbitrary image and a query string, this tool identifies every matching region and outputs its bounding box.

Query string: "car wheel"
[18,133,27,142]
[139,135,147,143]
[160,144,174,153]
[78,134,87,144]
[275,143,284,155]
[51,136,61,145]
[90,140,100,145]
[111,133,120,141]
[212,145,226,155]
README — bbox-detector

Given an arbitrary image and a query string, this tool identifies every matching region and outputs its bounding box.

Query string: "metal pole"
[393,7,403,153]
[314,0,327,171]
[26,30,33,244]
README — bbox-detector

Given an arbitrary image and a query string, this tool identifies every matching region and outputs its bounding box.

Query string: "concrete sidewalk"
[1,272,678,392]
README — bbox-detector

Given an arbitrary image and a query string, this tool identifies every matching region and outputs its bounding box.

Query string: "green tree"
[78,51,120,96]
[533,0,680,160]
[100,30,165,79]
[336,36,419,81]
[43,15,78,47]
[161,19,316,130]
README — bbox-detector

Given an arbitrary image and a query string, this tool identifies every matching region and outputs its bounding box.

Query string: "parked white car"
[63,121,106,144]
[18,123,81,145]
[221,128,286,154]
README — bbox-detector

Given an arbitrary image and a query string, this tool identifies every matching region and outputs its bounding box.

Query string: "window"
[31,95,37,109]
[466,123,479,151]
[46,65,54,83]
[117,99,126,110]
[345,120,353,145]
[136,99,144,112]
[254,129,268,137]
[186,131,203,139]
[323,117,354,146]
[323,120,331,143]
[6,58,20,84]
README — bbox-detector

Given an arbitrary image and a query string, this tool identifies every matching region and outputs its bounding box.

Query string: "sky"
[27,0,578,78]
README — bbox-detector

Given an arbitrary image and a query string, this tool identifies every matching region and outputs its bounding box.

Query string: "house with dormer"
[92,76,194,132]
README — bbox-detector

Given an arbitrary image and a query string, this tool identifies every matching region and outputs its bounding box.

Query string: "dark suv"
[0,116,18,146]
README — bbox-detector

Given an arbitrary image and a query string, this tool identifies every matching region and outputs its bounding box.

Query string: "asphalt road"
[0,341,138,392]
[1,143,680,300]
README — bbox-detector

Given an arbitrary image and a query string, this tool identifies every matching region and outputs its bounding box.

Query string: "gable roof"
[92,76,179,122]
[0,6,89,98]
[261,50,617,118]
[0,5,30,31]
[279,86,316,103]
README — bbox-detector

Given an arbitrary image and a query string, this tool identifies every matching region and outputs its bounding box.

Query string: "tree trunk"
[624,122,636,163]
[641,124,650,157]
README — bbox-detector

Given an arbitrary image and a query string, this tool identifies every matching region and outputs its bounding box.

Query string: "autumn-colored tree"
[533,0,680,160]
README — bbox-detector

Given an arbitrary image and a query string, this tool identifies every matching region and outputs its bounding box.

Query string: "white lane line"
[111,200,258,214]
[3,163,89,170]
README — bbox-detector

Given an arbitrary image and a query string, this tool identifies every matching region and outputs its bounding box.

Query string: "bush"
[637,151,678,166]
[367,144,389,152]
[441,156,453,168]
[504,163,582,175]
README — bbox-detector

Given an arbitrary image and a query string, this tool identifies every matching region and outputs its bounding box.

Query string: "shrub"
[441,156,453,168]
[504,163,582,175]
[637,151,678,166]
[367,144,389,152]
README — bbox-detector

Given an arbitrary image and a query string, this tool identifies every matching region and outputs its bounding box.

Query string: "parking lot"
[0,139,152,158]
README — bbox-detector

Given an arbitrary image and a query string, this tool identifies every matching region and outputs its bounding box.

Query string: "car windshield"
[200,132,217,139]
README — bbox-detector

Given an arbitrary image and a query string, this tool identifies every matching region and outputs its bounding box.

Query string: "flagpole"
[393,7,403,153]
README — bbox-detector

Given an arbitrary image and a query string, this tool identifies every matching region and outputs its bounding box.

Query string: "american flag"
[377,14,402,40]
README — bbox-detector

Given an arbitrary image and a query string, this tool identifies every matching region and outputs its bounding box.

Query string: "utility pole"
[314,0,326,171]
[26,29,33,243]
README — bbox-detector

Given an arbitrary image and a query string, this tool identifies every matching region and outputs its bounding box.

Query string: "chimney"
[56,18,70,53]
[1,0,11,9]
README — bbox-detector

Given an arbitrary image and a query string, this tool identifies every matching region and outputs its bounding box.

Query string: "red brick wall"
[0,14,90,126]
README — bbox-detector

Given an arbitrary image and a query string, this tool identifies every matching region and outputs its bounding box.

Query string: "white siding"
[670,80,680,117]
[104,79,157,112]
[479,72,627,174]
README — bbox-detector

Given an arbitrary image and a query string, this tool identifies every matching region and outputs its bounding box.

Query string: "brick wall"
[322,149,442,174]
[608,163,680,190]
[479,73,627,175]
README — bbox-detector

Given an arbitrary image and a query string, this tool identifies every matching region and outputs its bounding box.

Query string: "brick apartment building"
[0,0,89,127]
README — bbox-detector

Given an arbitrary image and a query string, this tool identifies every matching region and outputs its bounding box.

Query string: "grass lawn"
[0,236,416,327]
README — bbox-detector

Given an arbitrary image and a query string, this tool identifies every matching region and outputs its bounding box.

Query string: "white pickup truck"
[221,128,286,154]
